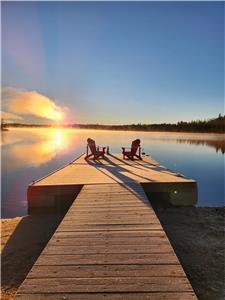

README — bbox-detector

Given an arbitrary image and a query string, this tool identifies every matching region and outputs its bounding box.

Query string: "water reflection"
[1,129,224,217]
[176,138,225,154]
[6,140,60,169]
[2,129,73,169]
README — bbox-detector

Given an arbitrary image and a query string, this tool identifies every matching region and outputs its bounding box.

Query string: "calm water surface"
[1,128,224,218]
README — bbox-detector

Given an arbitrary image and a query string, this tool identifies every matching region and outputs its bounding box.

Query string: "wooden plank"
[80,187,147,191]
[36,253,179,265]
[16,292,197,300]
[28,264,186,278]
[62,215,158,220]
[62,213,159,219]
[72,203,151,208]
[68,207,153,213]
[53,231,166,238]
[19,277,192,293]
[43,244,174,255]
[76,192,148,197]
[62,218,158,223]
[57,225,162,231]
[75,195,148,199]
[74,200,150,204]
[76,192,149,196]
[75,195,149,200]
[70,206,151,210]
[50,237,169,246]
[77,193,149,198]
[76,191,147,194]
[60,220,160,225]
[65,212,156,218]
[74,199,149,203]
[61,218,159,224]
[96,182,146,185]
[79,188,147,192]
[75,190,148,195]
[62,219,160,225]
[61,219,160,224]
[70,202,151,207]
[66,211,154,216]
[77,191,148,196]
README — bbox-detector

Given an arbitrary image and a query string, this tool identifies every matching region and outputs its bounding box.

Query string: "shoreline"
[4,127,225,136]
[1,207,224,300]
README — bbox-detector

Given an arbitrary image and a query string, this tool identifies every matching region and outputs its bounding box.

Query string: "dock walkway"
[16,154,198,299]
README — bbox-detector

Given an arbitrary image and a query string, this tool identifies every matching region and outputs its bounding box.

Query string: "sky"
[1,1,224,124]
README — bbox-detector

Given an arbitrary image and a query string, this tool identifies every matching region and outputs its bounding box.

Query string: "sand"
[155,207,225,300]
[1,207,224,300]
[1,213,63,300]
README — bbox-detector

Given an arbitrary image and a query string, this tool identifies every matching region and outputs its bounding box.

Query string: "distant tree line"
[3,115,225,133]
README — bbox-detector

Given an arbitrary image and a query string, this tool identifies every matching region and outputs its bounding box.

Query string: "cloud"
[2,87,64,121]
[0,111,23,121]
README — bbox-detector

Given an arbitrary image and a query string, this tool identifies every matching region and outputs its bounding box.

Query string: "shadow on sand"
[1,212,64,292]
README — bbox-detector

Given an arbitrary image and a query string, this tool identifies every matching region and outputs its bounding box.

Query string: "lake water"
[1,128,224,218]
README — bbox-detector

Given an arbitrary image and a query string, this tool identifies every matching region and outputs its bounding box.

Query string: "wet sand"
[1,207,224,300]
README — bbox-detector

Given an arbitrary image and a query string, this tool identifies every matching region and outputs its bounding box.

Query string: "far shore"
[3,126,225,136]
[1,207,224,300]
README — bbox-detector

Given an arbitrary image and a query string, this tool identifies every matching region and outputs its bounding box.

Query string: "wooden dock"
[28,153,197,209]
[15,154,198,299]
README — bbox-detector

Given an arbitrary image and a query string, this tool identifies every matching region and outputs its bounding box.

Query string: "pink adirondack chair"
[122,139,142,160]
[85,138,106,160]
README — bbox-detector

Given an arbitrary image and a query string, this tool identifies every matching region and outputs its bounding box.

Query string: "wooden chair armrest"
[98,146,106,151]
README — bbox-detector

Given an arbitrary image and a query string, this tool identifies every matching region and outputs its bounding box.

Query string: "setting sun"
[54,111,63,121]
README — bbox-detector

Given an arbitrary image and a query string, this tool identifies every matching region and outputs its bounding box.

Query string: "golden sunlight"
[55,129,63,146]
[55,111,63,121]
[3,128,73,169]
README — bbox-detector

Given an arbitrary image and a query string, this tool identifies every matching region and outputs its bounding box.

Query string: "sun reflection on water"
[55,129,63,147]
[1,128,75,169]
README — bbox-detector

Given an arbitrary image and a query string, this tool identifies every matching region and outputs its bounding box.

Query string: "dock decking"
[28,154,197,209]
[32,153,195,185]
[15,153,198,299]
[16,183,197,299]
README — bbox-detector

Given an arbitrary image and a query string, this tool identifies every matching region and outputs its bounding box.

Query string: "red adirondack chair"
[85,138,106,160]
[122,139,142,160]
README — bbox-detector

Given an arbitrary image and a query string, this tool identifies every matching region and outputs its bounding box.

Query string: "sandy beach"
[155,207,225,300]
[1,213,63,300]
[1,207,224,300]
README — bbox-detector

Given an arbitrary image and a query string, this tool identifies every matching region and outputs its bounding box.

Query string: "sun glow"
[39,106,64,122]
[55,129,63,146]
[55,111,63,121]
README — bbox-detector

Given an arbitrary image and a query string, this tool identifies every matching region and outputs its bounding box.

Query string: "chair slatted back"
[87,138,97,155]
[130,139,141,155]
